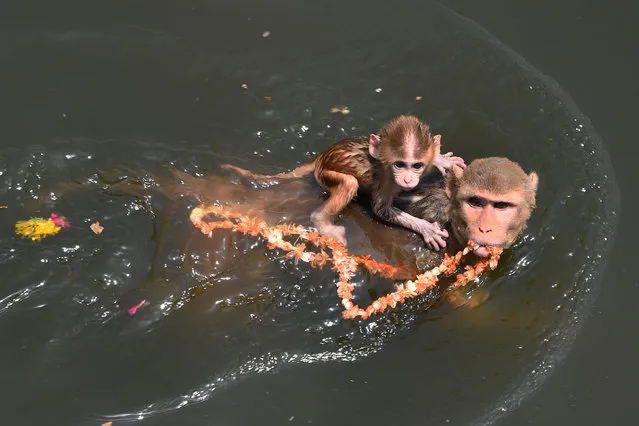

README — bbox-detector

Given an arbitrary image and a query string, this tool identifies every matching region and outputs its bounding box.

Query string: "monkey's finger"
[436,165,447,176]
[433,235,447,249]
[441,152,454,158]
[424,238,438,251]
[426,237,446,251]
[452,157,467,168]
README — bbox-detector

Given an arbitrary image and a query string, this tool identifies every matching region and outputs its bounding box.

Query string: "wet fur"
[222,115,444,247]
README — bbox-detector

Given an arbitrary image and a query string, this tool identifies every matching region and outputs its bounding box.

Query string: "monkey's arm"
[372,194,448,251]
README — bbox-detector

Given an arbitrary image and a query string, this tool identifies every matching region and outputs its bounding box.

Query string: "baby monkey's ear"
[432,134,441,157]
[368,134,381,159]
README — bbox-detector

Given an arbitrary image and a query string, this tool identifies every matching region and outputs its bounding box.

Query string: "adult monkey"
[398,157,539,258]
[222,115,465,249]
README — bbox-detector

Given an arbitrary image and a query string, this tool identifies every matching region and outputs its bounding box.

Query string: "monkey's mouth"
[473,246,492,257]
[399,183,418,191]
[471,242,505,258]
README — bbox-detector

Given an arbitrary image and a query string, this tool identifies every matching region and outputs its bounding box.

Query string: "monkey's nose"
[478,226,492,233]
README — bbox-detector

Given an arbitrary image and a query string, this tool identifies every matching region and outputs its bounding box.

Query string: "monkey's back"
[314,137,374,190]
[399,182,450,226]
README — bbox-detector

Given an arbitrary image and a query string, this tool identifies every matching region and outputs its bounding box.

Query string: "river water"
[0,0,629,425]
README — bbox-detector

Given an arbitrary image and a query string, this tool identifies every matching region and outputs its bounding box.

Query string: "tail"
[220,160,316,183]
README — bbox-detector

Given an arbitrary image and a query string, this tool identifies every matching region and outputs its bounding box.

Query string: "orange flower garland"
[190,204,502,320]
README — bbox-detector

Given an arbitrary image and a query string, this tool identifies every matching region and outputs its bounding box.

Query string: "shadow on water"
[0,1,618,425]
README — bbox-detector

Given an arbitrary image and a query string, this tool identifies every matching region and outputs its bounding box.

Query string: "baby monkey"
[222,115,465,249]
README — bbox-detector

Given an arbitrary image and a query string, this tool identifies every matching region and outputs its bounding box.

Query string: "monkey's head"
[369,115,440,191]
[446,157,538,257]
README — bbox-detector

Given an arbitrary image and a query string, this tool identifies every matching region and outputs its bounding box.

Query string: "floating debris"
[262,30,271,38]
[241,83,248,89]
[415,96,422,101]
[329,106,350,115]
[127,300,146,316]
[15,213,69,241]
[374,87,383,93]
[90,222,104,235]
[50,213,70,229]
[0,205,7,209]
[264,96,272,102]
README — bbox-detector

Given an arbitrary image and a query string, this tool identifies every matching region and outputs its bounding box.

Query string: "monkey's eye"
[412,162,425,170]
[392,161,407,169]
[493,201,514,210]
[467,196,484,208]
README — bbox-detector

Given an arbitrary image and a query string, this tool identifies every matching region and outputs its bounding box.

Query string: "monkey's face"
[447,158,538,257]
[370,119,438,192]
[391,160,427,190]
[454,189,527,257]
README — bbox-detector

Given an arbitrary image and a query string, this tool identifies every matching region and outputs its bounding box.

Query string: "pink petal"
[49,213,71,228]
[127,300,146,315]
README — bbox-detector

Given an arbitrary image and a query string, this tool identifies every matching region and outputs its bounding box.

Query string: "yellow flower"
[15,218,61,242]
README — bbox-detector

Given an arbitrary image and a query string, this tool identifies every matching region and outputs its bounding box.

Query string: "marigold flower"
[189,204,501,321]
[15,217,62,241]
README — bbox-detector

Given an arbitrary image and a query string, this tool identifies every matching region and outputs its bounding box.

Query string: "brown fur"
[222,115,451,248]
[446,158,538,255]
[400,181,451,226]
[313,137,373,189]
[377,115,434,163]
[454,157,537,203]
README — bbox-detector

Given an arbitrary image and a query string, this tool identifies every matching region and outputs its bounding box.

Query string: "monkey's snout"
[399,180,418,191]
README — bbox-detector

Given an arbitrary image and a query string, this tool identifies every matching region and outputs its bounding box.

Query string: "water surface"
[0,1,617,424]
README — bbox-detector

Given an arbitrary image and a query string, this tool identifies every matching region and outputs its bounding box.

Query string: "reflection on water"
[0,0,617,425]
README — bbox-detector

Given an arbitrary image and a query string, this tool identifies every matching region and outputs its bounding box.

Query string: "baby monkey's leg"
[311,170,359,245]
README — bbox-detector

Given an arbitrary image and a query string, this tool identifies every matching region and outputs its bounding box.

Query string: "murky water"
[0,1,618,425]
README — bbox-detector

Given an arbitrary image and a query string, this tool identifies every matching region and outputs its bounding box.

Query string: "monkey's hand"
[433,152,466,176]
[418,219,449,251]
[373,205,448,250]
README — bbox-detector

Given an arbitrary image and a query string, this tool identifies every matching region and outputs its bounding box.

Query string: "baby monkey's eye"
[392,161,407,169]
[412,162,424,170]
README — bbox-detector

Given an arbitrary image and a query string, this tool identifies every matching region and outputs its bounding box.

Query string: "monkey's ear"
[369,134,381,159]
[444,165,464,198]
[451,164,464,179]
[432,134,441,157]
[445,180,453,199]
[528,172,539,192]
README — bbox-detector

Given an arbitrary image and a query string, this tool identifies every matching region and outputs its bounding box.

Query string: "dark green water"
[0,1,624,425]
